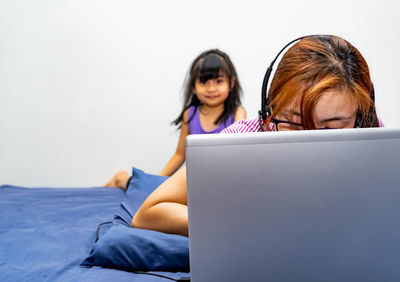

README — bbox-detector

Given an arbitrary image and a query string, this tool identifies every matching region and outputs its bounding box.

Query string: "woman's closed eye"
[272,118,304,131]
[316,117,356,130]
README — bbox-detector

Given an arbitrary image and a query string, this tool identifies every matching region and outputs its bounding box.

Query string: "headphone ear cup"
[261,67,273,120]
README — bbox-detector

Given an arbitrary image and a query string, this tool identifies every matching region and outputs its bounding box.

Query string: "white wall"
[1,0,399,187]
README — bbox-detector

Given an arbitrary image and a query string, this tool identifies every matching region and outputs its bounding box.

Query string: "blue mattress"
[0,185,188,281]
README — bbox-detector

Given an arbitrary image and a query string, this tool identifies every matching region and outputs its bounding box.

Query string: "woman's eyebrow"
[319,116,353,123]
[280,109,302,117]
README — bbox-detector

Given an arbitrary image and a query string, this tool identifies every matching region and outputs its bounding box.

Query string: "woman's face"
[274,90,358,131]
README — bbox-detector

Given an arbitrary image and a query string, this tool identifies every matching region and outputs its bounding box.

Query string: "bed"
[0,168,190,281]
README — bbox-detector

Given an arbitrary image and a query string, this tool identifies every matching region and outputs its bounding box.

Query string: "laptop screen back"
[186,128,400,282]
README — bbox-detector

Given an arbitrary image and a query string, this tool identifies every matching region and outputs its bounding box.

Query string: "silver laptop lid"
[186,128,400,282]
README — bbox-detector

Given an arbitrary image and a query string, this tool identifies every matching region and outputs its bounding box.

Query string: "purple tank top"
[188,106,235,134]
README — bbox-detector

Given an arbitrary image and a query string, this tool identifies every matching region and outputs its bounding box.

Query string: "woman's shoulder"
[378,118,384,127]
[220,117,261,134]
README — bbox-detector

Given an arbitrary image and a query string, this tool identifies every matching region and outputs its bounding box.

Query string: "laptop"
[185,127,400,282]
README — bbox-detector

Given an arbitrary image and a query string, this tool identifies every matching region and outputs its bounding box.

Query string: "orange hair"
[266,35,378,129]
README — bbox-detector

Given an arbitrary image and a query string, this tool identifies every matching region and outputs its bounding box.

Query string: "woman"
[128,35,381,236]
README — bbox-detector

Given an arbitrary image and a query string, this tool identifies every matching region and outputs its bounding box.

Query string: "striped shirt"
[220,117,266,134]
[221,117,385,134]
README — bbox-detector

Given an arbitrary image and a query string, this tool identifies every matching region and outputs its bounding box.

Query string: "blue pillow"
[81,224,189,272]
[81,167,190,272]
[113,167,168,227]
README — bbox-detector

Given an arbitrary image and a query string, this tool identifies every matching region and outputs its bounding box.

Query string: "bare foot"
[104,170,129,190]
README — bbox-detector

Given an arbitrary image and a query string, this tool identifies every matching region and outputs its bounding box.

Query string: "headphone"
[257,35,376,131]
[258,36,307,131]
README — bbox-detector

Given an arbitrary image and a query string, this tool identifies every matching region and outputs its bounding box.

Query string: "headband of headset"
[259,36,307,121]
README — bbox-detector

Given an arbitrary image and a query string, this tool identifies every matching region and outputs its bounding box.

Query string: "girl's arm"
[160,110,190,176]
[234,106,247,121]
[131,167,188,236]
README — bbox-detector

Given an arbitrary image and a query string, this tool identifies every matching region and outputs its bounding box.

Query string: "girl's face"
[273,89,358,131]
[193,72,231,108]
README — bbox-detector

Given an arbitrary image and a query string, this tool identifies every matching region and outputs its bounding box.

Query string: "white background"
[1,0,399,187]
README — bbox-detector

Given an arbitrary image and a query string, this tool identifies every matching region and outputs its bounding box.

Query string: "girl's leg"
[104,170,129,190]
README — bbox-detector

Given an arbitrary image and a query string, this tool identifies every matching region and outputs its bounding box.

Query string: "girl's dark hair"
[267,35,379,129]
[172,49,242,128]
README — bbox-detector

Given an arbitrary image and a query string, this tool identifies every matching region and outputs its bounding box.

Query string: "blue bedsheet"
[0,185,188,281]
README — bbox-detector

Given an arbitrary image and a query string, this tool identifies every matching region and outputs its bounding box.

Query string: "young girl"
[130,35,383,236]
[159,49,246,176]
[105,49,246,187]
